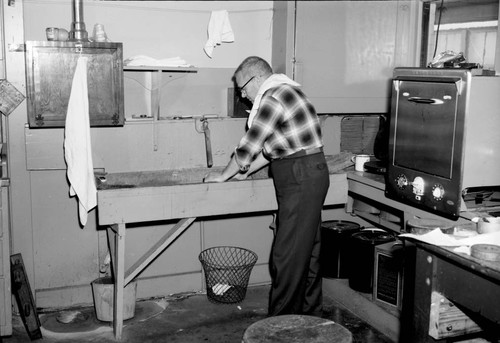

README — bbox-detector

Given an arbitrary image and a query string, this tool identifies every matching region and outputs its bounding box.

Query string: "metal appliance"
[385,67,500,218]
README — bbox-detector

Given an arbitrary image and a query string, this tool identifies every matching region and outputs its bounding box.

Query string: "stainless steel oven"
[385,67,500,218]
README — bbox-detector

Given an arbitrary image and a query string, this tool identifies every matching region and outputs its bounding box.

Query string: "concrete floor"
[2,284,394,343]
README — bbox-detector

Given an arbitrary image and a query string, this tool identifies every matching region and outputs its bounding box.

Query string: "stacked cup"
[46,27,69,41]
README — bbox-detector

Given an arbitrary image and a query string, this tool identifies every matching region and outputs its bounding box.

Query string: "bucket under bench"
[96,165,348,340]
[338,170,500,343]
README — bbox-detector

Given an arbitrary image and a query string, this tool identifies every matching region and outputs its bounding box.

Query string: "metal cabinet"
[25,41,124,128]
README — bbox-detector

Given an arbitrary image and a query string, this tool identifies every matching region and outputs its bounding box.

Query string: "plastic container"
[91,277,137,322]
[199,246,258,304]
[348,228,395,293]
[320,220,361,278]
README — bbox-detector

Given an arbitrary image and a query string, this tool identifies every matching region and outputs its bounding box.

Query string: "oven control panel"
[386,170,461,219]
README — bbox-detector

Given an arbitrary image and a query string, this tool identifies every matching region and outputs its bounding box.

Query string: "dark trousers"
[268,152,330,316]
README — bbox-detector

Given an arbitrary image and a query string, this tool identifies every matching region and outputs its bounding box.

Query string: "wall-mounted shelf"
[122,65,198,150]
[123,65,198,120]
[123,66,198,73]
[352,208,402,232]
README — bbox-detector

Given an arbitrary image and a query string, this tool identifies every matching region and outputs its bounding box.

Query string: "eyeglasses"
[238,76,255,95]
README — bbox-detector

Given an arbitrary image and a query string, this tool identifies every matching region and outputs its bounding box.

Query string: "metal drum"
[320,220,361,279]
[348,228,395,293]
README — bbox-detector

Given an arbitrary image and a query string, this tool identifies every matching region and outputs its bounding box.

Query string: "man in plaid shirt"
[204,56,330,317]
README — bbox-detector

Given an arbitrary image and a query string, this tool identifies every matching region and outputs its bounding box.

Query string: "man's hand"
[203,155,242,183]
[231,172,249,181]
[203,171,226,183]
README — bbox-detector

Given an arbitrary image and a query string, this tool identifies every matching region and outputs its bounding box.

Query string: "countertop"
[349,171,500,288]
[347,169,385,190]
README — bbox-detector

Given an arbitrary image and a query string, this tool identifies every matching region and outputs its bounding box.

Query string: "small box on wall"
[227,88,251,118]
[373,241,404,310]
[0,80,25,116]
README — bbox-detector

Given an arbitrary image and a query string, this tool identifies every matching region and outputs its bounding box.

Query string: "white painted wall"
[23,0,274,68]
[10,0,281,309]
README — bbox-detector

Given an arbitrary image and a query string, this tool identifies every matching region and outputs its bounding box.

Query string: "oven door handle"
[407,97,444,105]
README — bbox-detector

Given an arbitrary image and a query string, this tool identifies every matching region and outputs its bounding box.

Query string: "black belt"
[283,147,323,159]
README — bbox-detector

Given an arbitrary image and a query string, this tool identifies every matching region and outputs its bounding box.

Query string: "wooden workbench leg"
[401,244,436,343]
[107,224,126,340]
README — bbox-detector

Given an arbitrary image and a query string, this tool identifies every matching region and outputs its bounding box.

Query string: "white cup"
[46,27,59,41]
[352,154,370,172]
[477,217,500,234]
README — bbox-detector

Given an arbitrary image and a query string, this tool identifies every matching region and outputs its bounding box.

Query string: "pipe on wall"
[70,0,89,41]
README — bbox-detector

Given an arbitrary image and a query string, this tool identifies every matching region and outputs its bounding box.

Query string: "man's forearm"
[246,151,270,175]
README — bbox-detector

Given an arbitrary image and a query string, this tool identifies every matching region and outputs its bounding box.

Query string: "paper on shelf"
[124,55,192,67]
[400,229,500,255]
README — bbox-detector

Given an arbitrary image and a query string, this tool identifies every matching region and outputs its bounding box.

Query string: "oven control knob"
[412,176,425,196]
[395,174,408,189]
[432,184,445,200]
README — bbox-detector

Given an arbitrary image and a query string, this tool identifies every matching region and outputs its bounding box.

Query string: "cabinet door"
[293,1,420,114]
[25,41,124,128]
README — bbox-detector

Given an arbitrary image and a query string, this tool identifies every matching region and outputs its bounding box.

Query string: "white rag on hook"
[204,10,234,58]
[64,56,97,227]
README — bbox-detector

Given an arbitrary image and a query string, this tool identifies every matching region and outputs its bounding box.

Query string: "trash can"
[348,228,395,293]
[320,220,361,278]
[199,246,258,304]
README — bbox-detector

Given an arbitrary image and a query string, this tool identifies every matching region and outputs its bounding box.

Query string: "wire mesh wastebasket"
[199,246,258,304]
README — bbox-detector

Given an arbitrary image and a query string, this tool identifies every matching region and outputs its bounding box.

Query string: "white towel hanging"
[64,56,97,227]
[204,10,234,58]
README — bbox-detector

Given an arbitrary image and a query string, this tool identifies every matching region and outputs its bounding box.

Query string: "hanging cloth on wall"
[64,56,97,227]
[204,10,234,58]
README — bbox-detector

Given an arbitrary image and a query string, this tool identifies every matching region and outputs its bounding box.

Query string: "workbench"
[401,240,500,342]
[347,171,500,342]
[96,167,347,340]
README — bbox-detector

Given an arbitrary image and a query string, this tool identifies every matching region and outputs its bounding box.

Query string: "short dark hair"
[234,56,273,79]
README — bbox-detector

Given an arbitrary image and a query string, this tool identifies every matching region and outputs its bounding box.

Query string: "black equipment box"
[373,241,404,310]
